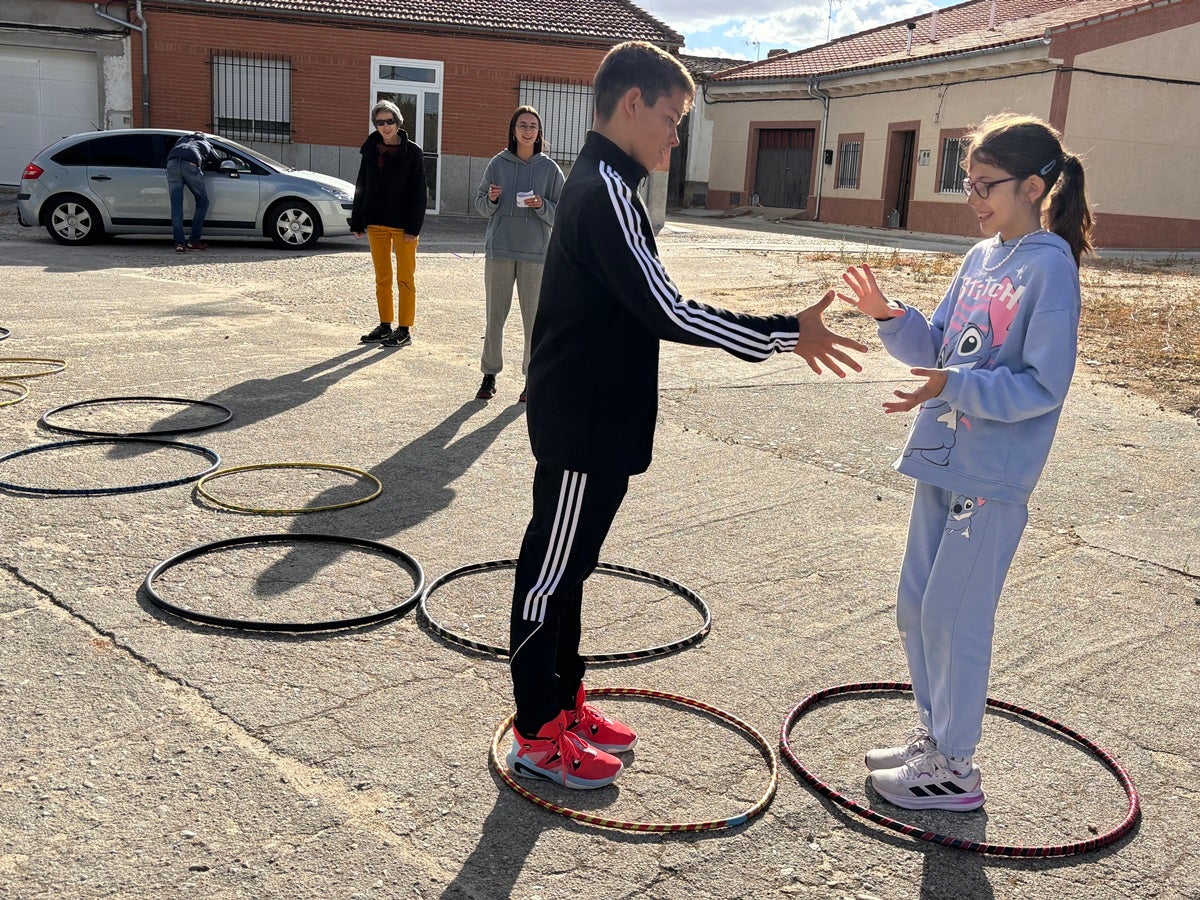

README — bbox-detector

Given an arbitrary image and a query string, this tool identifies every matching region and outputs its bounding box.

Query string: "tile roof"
[163,0,683,45]
[679,54,744,78]
[713,0,1157,82]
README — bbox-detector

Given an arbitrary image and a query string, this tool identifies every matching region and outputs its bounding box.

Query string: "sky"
[634,0,965,60]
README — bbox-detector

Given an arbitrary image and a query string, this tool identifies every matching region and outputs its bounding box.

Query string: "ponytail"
[966,112,1095,268]
[1045,152,1094,267]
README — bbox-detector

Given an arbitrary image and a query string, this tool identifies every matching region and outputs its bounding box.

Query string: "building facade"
[702,0,1200,249]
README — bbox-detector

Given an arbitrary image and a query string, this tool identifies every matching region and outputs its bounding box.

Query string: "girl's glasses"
[962,176,1017,199]
[515,124,540,132]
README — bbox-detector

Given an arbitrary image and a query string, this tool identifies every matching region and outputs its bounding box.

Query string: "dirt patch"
[710,246,1200,421]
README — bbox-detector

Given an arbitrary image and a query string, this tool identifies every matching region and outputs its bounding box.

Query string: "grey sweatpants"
[481,257,542,377]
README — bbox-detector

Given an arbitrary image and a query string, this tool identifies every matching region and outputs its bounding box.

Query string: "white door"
[0,47,99,185]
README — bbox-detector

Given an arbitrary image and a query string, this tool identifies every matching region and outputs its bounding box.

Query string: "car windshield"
[213,136,292,172]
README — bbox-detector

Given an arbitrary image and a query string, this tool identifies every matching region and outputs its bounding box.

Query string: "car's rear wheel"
[44,195,104,246]
[266,199,321,250]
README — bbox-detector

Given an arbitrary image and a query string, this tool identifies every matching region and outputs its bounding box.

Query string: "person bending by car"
[167,132,217,253]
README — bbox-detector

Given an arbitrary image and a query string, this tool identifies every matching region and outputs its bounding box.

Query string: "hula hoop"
[195,462,382,514]
[0,357,66,379]
[780,681,1141,857]
[420,559,711,662]
[491,687,778,832]
[0,437,220,496]
[0,380,29,408]
[39,396,233,438]
[144,533,425,632]
[0,327,10,341]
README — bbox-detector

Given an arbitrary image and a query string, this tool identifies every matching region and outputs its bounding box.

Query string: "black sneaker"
[476,374,497,400]
[381,326,411,348]
[360,322,393,343]
[518,384,527,403]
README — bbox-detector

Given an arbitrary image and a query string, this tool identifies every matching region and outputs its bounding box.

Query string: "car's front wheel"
[266,199,321,250]
[44,195,104,245]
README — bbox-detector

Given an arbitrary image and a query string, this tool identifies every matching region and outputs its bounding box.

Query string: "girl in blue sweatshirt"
[839,112,1094,812]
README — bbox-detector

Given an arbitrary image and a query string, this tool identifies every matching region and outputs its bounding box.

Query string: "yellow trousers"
[367,225,418,326]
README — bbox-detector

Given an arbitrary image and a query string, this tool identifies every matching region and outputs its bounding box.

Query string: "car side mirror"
[219,159,240,178]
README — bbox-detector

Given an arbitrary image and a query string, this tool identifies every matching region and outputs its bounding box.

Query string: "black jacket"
[350,130,427,235]
[526,132,801,476]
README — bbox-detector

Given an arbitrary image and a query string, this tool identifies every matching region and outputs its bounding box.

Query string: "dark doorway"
[667,110,690,208]
[883,128,917,228]
[753,128,814,209]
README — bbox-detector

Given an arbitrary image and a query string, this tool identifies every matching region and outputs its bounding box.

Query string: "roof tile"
[713,0,1154,82]
[165,0,682,44]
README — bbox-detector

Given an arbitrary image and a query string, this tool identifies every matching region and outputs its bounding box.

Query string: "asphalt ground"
[1,195,1198,899]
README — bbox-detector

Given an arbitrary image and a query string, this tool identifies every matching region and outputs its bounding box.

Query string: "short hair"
[370,100,403,126]
[507,106,544,155]
[593,41,695,122]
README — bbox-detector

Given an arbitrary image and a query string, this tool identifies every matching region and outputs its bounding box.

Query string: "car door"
[85,133,168,225]
[204,142,261,231]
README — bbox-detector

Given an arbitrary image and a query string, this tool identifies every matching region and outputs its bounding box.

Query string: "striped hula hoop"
[780,681,1141,857]
[491,687,778,833]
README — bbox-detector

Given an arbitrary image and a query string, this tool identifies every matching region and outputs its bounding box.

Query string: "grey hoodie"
[475,150,564,263]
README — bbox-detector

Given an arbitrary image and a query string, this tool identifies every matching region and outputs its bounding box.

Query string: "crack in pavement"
[0,560,443,872]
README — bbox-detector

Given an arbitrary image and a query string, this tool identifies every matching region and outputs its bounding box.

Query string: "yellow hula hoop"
[0,357,67,379]
[195,462,382,514]
[0,380,30,407]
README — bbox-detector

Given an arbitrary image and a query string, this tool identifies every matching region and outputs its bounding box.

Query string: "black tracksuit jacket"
[525,131,802,476]
[350,130,427,236]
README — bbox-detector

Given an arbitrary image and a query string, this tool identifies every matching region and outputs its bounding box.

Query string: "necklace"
[981,229,1044,273]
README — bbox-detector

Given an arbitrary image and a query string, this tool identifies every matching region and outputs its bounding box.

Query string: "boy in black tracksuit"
[506,41,867,790]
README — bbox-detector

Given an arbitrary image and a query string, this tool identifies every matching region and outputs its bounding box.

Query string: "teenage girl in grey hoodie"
[473,106,565,401]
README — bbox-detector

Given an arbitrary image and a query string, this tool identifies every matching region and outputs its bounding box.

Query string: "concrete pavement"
[1,201,1198,899]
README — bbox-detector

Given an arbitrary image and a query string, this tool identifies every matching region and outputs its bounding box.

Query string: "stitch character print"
[903,270,1023,466]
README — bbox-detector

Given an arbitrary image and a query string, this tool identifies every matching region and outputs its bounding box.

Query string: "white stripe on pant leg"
[523,470,586,623]
[528,471,586,623]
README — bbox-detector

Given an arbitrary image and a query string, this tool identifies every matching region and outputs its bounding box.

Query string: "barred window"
[836,139,861,189]
[212,53,291,143]
[939,137,968,193]
[519,78,593,167]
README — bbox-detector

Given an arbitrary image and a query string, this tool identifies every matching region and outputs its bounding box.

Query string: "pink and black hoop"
[780,681,1140,857]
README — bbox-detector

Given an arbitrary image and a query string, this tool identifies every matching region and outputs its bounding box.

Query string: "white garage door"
[0,47,99,185]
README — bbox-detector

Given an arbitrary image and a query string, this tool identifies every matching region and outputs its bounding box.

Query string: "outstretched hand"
[838,264,904,321]
[884,367,949,413]
[793,291,869,377]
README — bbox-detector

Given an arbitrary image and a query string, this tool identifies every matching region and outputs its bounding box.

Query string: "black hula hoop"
[39,396,233,437]
[0,380,29,408]
[491,686,778,833]
[780,681,1141,857]
[0,327,10,341]
[0,437,220,496]
[0,357,66,379]
[144,532,425,632]
[195,462,382,514]
[420,559,711,662]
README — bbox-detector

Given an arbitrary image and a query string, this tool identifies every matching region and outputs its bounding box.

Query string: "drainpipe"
[95,1,148,126]
[807,77,830,222]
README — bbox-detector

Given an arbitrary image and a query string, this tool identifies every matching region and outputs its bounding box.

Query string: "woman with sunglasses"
[472,106,565,401]
[837,112,1094,813]
[351,100,428,348]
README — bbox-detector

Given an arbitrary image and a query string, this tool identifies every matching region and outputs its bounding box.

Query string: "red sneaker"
[506,710,622,789]
[567,684,638,753]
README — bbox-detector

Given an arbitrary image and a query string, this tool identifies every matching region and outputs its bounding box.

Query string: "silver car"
[16,128,355,250]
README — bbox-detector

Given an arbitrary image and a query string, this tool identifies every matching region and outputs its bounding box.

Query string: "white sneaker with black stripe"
[869,749,985,811]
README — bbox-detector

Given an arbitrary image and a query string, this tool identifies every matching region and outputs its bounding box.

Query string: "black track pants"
[509,463,629,736]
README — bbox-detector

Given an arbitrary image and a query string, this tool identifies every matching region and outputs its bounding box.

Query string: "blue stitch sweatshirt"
[876,231,1080,503]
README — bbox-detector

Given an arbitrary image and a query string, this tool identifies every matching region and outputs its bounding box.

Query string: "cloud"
[682,45,750,60]
[639,0,939,52]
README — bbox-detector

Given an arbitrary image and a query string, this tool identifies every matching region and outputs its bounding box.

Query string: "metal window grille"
[211,52,292,143]
[519,77,593,166]
[939,137,968,192]
[836,140,861,189]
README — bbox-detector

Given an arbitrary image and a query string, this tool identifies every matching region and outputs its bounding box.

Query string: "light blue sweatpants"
[897,481,1027,760]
